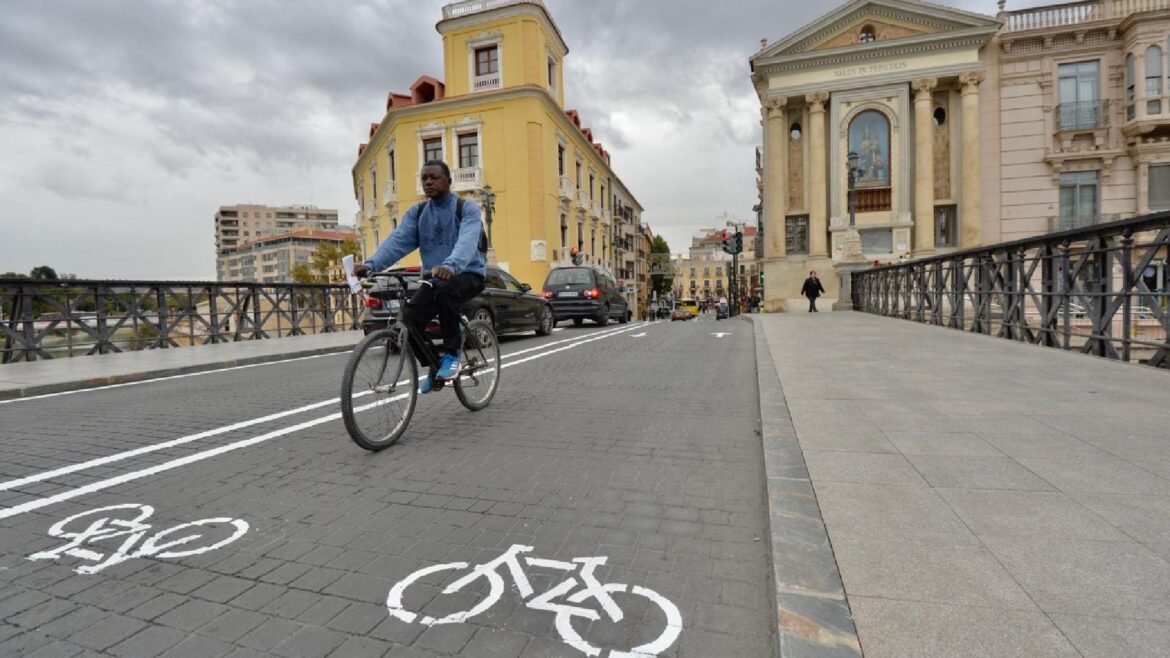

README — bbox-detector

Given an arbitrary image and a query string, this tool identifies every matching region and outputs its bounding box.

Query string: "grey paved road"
[0,318,774,657]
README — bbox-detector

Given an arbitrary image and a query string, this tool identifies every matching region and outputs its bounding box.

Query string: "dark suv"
[361,266,555,337]
[541,266,631,326]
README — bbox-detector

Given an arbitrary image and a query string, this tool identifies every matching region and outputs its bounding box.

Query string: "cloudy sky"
[0,0,1018,280]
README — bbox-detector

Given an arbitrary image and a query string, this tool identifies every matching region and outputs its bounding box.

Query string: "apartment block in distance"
[215,204,342,281]
[219,229,359,284]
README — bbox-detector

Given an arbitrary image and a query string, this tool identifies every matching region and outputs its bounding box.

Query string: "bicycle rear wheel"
[341,328,418,451]
[454,318,500,411]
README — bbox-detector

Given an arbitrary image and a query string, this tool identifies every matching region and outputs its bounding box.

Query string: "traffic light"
[734,231,744,254]
[720,231,730,254]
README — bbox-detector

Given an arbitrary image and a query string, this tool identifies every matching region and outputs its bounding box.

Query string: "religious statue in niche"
[849,110,891,187]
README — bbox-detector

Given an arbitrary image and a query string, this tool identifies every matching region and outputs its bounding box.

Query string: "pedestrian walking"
[801,271,825,313]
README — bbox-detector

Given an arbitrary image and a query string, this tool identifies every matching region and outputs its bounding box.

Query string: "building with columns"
[751,0,1170,310]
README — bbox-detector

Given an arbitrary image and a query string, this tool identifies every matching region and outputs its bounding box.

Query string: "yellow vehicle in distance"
[677,298,699,318]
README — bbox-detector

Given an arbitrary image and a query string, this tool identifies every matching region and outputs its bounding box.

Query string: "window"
[790,122,802,140]
[859,25,875,44]
[475,46,498,76]
[1058,60,1100,130]
[1126,53,1136,120]
[560,213,568,249]
[1150,164,1170,211]
[1147,46,1163,115]
[500,272,524,293]
[457,133,479,168]
[423,137,443,163]
[591,227,596,256]
[575,160,582,187]
[389,150,396,180]
[557,145,565,176]
[1059,171,1099,230]
[577,218,584,250]
[785,215,809,254]
[848,110,891,188]
[933,107,947,126]
[589,174,595,199]
[371,169,377,200]
[547,57,556,88]
[934,204,958,248]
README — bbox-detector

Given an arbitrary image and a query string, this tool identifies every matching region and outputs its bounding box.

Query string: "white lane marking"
[712,332,732,338]
[630,333,647,338]
[552,327,565,332]
[0,323,648,521]
[27,503,249,575]
[0,351,347,406]
[0,324,644,495]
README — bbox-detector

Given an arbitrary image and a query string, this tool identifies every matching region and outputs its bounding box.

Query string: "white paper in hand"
[342,255,362,294]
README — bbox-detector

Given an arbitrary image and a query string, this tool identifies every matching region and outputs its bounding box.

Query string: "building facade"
[751,0,1170,311]
[215,205,341,281]
[671,220,760,304]
[351,0,643,290]
[218,229,359,284]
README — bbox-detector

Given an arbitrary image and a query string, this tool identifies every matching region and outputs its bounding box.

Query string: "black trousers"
[402,273,485,368]
[807,296,818,312]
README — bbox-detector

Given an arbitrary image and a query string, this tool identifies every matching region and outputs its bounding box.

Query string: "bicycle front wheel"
[454,318,500,411]
[341,328,418,451]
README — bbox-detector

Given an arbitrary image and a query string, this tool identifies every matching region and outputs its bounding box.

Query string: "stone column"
[764,97,788,261]
[912,78,938,257]
[807,91,830,258]
[959,72,984,248]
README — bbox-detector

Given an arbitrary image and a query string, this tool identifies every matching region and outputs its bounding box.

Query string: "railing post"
[1121,229,1134,362]
[155,287,168,349]
[208,285,220,344]
[955,257,966,330]
[1060,240,1072,350]
[251,285,263,340]
[20,284,36,362]
[93,284,108,355]
[1040,245,1056,347]
[1093,237,1109,358]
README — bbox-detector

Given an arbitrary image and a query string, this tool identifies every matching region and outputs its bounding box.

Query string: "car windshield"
[545,269,593,286]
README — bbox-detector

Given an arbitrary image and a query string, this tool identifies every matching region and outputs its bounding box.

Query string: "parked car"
[361,266,555,337]
[541,266,631,326]
[715,304,729,320]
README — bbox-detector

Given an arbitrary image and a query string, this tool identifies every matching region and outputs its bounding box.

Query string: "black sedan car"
[361,266,555,337]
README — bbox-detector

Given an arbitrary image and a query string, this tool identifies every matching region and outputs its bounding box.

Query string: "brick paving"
[0,319,774,656]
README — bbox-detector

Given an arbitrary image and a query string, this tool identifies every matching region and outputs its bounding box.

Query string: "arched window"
[859,25,875,44]
[790,122,802,140]
[1147,45,1164,115]
[1126,53,1136,120]
[848,110,891,187]
[933,107,947,126]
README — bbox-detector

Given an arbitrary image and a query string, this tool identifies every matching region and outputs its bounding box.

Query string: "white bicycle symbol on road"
[387,544,682,657]
[28,504,249,575]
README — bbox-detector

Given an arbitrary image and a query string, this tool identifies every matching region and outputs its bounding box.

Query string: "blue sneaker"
[437,352,461,381]
[419,369,438,394]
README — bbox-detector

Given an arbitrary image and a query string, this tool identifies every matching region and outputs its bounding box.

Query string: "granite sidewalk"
[0,332,361,400]
[753,311,1170,658]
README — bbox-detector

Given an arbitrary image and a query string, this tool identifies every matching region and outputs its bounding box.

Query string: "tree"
[292,240,363,284]
[650,235,674,297]
[29,265,59,280]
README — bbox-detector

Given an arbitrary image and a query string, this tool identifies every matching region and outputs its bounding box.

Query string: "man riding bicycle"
[352,160,486,394]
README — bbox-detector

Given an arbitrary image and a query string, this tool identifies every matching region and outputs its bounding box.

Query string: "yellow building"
[351,0,643,289]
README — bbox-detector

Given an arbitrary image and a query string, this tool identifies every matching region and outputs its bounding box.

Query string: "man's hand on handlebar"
[432,266,454,281]
[352,263,372,278]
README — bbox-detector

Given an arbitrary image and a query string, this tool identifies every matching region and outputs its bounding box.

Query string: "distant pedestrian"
[801,271,825,313]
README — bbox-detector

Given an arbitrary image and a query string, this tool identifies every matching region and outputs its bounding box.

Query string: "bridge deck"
[758,312,1170,657]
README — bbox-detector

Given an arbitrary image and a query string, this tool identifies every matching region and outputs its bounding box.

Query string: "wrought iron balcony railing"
[1056,100,1109,131]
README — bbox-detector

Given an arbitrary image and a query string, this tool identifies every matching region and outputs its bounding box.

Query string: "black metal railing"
[852,210,1170,368]
[0,280,361,364]
[1055,99,1109,131]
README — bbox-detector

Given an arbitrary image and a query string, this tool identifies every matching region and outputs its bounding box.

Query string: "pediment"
[755,0,999,61]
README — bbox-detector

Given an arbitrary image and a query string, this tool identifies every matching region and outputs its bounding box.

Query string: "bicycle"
[386,543,682,657]
[340,268,501,451]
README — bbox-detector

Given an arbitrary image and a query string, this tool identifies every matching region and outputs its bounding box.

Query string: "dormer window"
[859,25,875,44]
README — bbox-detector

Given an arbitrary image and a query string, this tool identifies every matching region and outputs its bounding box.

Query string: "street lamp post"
[833,151,867,310]
[480,185,496,265]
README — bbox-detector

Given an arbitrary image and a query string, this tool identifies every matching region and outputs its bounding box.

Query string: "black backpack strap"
[455,197,464,222]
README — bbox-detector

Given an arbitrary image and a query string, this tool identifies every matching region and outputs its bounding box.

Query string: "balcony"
[1056,100,1109,132]
[382,181,397,205]
[590,200,602,219]
[442,0,546,20]
[854,187,892,212]
[362,205,376,221]
[558,175,574,200]
[354,210,363,225]
[451,166,483,191]
[472,72,501,92]
[577,189,590,208]
[602,207,612,223]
